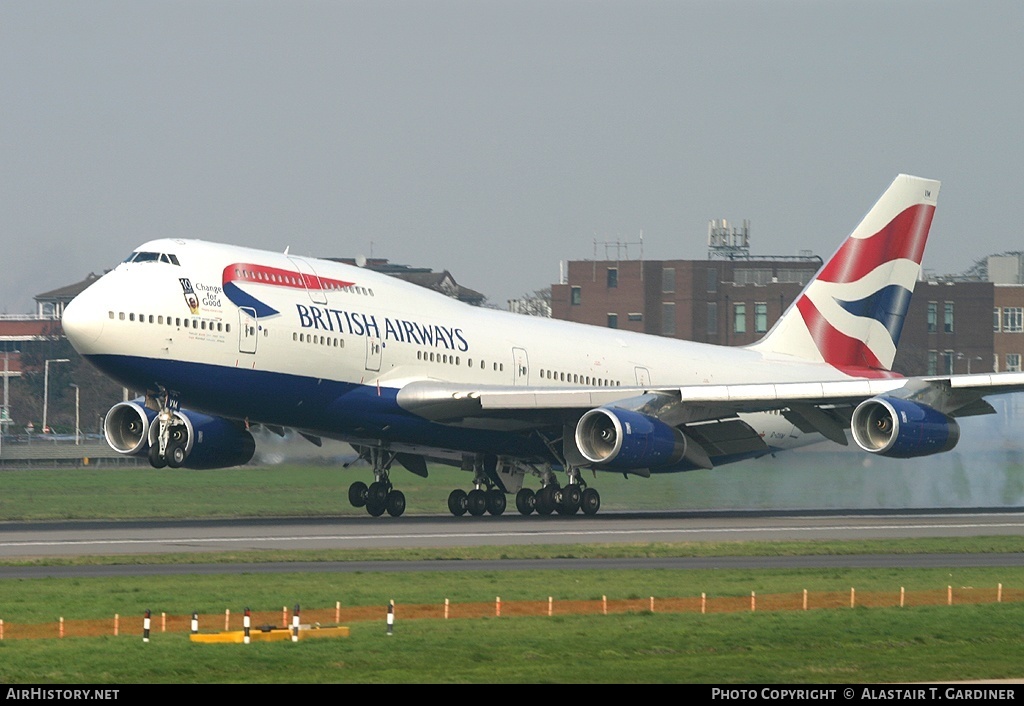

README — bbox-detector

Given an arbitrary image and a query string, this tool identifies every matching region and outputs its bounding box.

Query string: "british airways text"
[296,304,469,351]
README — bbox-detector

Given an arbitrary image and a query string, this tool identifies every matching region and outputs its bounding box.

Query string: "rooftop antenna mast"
[592,231,645,280]
[707,218,750,260]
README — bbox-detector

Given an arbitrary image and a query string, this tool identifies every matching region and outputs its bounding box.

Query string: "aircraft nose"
[62,290,105,351]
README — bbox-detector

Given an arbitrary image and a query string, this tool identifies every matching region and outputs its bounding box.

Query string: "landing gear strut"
[147,393,190,469]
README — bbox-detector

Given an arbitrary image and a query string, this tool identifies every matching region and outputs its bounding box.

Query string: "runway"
[1,508,1022,566]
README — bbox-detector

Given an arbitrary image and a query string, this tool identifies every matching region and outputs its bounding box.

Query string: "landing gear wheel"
[515,488,536,516]
[148,444,167,469]
[581,487,601,516]
[348,481,368,508]
[448,489,468,517]
[367,481,389,507]
[467,489,488,516]
[486,489,506,516]
[535,486,557,516]
[386,490,406,517]
[166,442,187,469]
[558,485,581,515]
[366,500,386,517]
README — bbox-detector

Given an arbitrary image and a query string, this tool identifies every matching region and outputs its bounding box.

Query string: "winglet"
[751,175,940,375]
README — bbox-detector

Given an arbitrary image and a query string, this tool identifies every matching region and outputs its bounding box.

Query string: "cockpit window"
[123,251,180,265]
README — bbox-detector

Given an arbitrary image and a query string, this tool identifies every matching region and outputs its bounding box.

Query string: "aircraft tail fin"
[750,174,940,374]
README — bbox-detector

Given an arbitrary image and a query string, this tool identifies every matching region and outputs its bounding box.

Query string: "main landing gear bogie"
[512,484,600,516]
[448,484,601,517]
[447,488,506,517]
[348,479,406,518]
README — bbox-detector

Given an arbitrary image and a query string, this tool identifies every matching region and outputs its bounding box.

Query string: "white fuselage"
[64,239,860,460]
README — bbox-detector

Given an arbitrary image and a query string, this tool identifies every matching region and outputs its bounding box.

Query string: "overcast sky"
[2,1,1022,313]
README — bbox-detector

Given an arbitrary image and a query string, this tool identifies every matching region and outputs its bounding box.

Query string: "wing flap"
[686,419,770,457]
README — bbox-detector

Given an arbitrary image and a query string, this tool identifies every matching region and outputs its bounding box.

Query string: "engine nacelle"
[104,402,255,469]
[850,396,960,458]
[575,407,686,470]
[104,401,157,456]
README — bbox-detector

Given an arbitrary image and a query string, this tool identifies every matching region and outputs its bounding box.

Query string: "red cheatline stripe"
[817,204,935,284]
[796,295,887,371]
[222,263,354,292]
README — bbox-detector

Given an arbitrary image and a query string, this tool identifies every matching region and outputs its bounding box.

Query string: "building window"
[570,286,581,306]
[942,350,955,375]
[627,313,643,322]
[1007,354,1022,372]
[927,350,938,375]
[607,313,618,329]
[606,268,618,288]
[994,307,1001,332]
[706,302,718,335]
[662,302,676,336]
[927,302,937,333]
[754,302,768,333]
[734,268,772,286]
[706,268,718,293]
[662,268,675,294]
[944,302,954,333]
[1003,307,1023,333]
[733,303,747,334]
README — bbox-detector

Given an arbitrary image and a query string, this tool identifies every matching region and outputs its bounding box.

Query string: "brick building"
[551,254,1024,377]
[551,256,822,346]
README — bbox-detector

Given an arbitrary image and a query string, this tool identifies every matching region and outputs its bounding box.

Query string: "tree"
[508,287,552,317]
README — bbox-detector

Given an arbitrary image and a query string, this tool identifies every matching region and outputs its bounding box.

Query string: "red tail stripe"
[796,295,886,371]
[817,204,935,284]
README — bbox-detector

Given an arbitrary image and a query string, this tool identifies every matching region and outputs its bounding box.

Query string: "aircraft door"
[365,336,382,372]
[512,347,529,385]
[634,366,651,385]
[288,257,328,305]
[239,307,258,354]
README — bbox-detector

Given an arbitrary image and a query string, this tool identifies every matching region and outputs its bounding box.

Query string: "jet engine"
[850,396,960,458]
[575,407,686,470]
[104,401,156,456]
[103,401,256,469]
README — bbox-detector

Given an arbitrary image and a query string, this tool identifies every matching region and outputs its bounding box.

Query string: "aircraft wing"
[396,377,874,422]
[398,372,1024,421]
[396,372,1024,465]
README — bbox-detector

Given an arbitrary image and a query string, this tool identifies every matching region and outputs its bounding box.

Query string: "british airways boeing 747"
[61,175,1024,517]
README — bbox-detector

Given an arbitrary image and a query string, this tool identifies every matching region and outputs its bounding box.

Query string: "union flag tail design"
[751,174,940,375]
